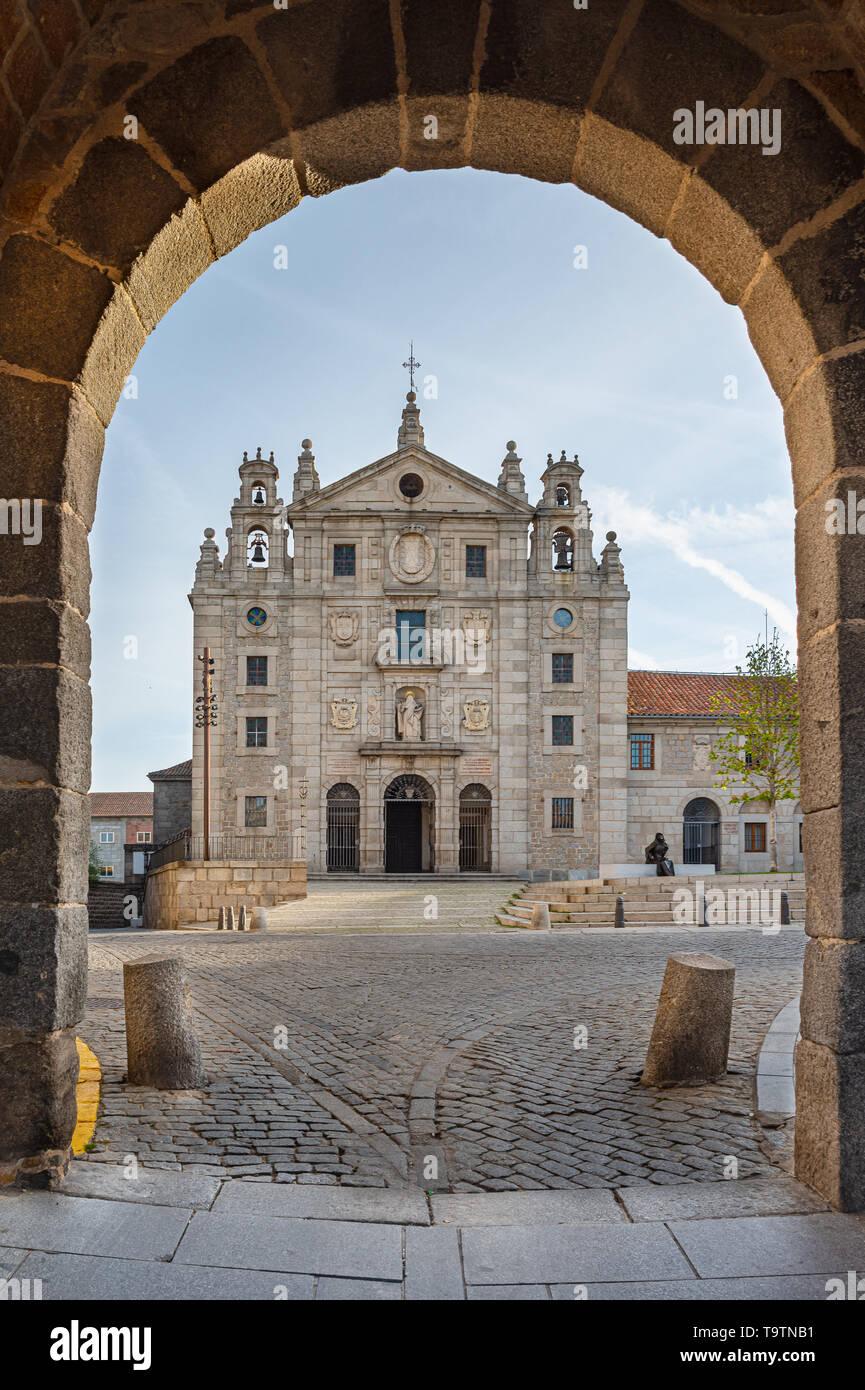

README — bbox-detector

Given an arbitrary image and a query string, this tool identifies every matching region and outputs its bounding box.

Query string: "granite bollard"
[529,901,551,931]
[251,907,268,932]
[123,955,206,1089]
[641,951,735,1087]
[238,904,248,932]
[217,907,226,931]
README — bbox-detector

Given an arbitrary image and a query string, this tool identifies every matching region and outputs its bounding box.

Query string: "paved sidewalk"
[2,1167,862,1300]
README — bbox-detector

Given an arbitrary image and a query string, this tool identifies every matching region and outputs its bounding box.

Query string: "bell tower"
[224,446,287,580]
[530,450,592,580]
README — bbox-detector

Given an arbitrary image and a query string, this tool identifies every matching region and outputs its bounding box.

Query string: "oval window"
[553,608,573,628]
[246,606,267,628]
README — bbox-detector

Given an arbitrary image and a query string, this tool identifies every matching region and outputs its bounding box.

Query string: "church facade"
[188,392,802,879]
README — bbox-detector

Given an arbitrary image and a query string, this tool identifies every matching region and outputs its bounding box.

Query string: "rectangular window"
[98,864,114,877]
[552,797,574,830]
[245,795,267,828]
[630,733,654,769]
[136,831,151,843]
[396,610,425,661]
[333,543,356,576]
[466,545,487,578]
[246,655,268,686]
[551,652,574,684]
[246,716,268,748]
[745,822,767,853]
[99,830,115,844]
[551,714,574,746]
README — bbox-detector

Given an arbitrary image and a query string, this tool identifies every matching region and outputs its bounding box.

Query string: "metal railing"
[148,831,300,868]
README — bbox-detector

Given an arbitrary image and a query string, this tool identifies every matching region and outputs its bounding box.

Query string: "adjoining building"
[88,792,153,884]
[188,391,800,880]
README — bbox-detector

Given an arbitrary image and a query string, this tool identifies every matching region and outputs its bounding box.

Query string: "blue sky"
[91,168,795,791]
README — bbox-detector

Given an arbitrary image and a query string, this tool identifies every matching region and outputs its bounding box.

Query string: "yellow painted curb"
[72,1038,101,1155]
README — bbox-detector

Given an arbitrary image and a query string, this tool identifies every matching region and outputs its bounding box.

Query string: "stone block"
[0,790,88,905]
[795,1039,865,1210]
[0,905,87,1032]
[0,234,112,379]
[786,348,865,507]
[801,938,865,1054]
[79,285,146,427]
[0,1026,78,1176]
[0,501,90,614]
[123,955,205,1089]
[0,374,104,525]
[641,952,735,1087]
[47,138,187,270]
[200,153,302,260]
[0,666,90,792]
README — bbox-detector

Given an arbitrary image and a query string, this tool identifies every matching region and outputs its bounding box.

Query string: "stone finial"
[194,527,221,581]
[397,390,425,449]
[293,438,320,501]
[600,529,624,581]
[497,440,528,501]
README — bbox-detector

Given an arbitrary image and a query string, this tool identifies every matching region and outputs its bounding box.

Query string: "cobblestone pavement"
[83,913,804,1192]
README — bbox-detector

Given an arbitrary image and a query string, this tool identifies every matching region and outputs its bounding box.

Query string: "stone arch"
[1,0,863,1205]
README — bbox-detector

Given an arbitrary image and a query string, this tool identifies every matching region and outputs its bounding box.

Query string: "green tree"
[88,840,102,884]
[709,631,799,872]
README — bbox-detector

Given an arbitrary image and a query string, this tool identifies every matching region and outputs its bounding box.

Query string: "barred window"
[246,717,267,748]
[247,655,268,686]
[630,733,654,769]
[745,822,766,853]
[551,652,573,684]
[245,795,267,828]
[333,543,356,576]
[466,545,487,578]
[552,797,574,830]
[551,714,574,746]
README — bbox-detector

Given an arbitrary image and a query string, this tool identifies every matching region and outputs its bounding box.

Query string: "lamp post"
[195,648,218,861]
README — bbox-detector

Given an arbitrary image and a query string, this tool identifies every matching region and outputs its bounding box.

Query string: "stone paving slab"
[467,1283,551,1299]
[62,1162,220,1210]
[404,1227,464,1300]
[669,1213,865,1279]
[15,1252,314,1300]
[315,1277,402,1300]
[617,1177,828,1223]
[461,1221,693,1285]
[431,1189,625,1226]
[174,1212,403,1279]
[548,1274,843,1300]
[212,1181,429,1225]
[0,1192,190,1262]
[0,1247,27,1279]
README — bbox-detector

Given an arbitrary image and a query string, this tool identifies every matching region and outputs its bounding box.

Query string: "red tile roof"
[148,760,192,780]
[628,671,741,718]
[89,792,153,818]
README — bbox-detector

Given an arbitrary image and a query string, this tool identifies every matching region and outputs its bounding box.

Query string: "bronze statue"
[645,832,675,877]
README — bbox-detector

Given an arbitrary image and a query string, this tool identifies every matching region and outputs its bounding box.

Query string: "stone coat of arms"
[330,698,358,730]
[461,610,491,641]
[329,610,359,646]
[463,699,491,732]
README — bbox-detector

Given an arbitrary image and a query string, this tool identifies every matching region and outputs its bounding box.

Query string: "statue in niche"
[645,832,676,877]
[396,690,424,742]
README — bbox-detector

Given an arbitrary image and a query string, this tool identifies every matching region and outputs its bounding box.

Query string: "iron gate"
[683,797,720,869]
[326,783,360,872]
[459,784,492,872]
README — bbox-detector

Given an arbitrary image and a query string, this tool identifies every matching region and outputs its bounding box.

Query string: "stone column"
[0,381,96,1187]
[436,759,459,872]
[794,459,865,1210]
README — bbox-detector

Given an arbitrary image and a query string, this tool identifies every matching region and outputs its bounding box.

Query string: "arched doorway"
[683,797,721,870]
[459,784,492,872]
[384,775,435,873]
[326,783,359,873]
[1,0,862,1206]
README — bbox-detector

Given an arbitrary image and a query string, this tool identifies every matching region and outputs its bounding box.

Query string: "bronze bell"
[253,486,265,505]
[250,534,267,564]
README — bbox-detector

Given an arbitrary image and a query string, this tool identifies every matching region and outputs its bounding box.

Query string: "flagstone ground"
[79,885,804,1191]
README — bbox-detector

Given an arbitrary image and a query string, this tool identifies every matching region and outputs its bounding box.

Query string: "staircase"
[497,873,806,930]
[87,883,130,930]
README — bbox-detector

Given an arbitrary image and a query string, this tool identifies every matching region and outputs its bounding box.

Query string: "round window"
[246,606,267,628]
[399,472,423,499]
[553,607,573,628]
